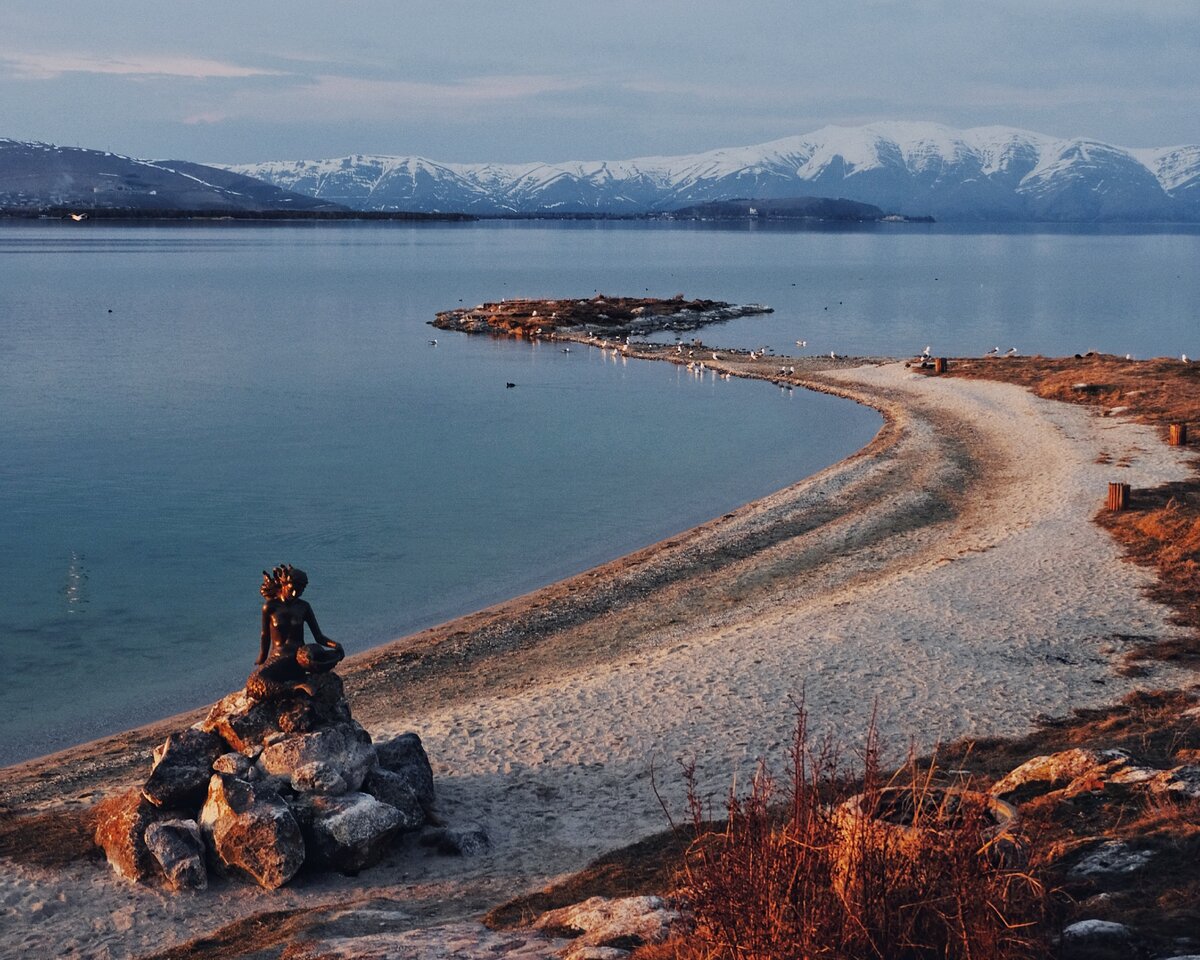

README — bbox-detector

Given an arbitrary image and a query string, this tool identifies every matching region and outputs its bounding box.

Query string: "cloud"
[183,73,590,125]
[1,51,284,80]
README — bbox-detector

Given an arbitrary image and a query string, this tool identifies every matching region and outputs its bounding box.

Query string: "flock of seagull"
[428,333,1193,391]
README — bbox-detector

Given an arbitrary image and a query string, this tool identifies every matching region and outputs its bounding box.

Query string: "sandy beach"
[2,357,1196,959]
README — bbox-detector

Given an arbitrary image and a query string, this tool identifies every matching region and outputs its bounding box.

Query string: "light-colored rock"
[199,774,304,889]
[299,792,406,873]
[212,752,254,777]
[291,760,348,795]
[1148,764,1200,799]
[991,748,1132,801]
[1061,919,1135,960]
[533,896,682,949]
[256,722,376,794]
[1068,840,1154,880]
[144,819,207,891]
[563,948,630,960]
[419,824,490,857]
[1105,764,1160,785]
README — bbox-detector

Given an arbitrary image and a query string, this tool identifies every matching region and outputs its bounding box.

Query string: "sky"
[2,1,1198,165]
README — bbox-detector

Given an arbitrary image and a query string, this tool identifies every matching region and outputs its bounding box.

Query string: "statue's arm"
[257,603,271,664]
[303,602,339,648]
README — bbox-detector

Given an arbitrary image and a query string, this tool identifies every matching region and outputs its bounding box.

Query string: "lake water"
[3,220,1199,765]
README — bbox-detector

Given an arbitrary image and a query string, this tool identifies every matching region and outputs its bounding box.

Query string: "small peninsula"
[431,294,772,339]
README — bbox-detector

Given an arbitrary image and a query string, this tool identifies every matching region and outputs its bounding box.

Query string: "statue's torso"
[266,599,309,660]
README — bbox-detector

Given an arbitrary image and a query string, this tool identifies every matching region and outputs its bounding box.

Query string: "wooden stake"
[933,357,947,374]
[1169,423,1188,446]
[1107,481,1131,512]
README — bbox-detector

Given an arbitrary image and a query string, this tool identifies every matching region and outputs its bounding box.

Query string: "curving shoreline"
[2,350,1197,959]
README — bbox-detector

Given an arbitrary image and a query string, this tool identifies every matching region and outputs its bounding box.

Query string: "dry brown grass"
[942,353,1200,428]
[0,805,100,867]
[669,711,1053,960]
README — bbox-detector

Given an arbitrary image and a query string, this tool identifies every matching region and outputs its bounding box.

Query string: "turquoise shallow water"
[4,219,1199,765]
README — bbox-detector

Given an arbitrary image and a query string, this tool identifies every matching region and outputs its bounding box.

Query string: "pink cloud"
[2,52,284,80]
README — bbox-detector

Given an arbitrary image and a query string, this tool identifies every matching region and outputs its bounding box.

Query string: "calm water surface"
[3,220,1198,765]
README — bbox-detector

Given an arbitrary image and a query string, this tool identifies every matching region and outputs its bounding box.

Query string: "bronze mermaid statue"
[246,564,345,701]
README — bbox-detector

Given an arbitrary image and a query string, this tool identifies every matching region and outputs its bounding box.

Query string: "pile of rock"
[93,671,434,890]
[990,745,1200,959]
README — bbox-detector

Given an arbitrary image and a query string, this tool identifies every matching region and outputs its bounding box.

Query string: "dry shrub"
[1121,494,1200,564]
[672,710,1053,960]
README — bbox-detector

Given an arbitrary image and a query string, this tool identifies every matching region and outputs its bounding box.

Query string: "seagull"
[830,350,837,360]
[1005,347,1019,357]
[795,339,807,348]
[561,347,571,353]
[985,346,999,357]
[921,345,931,359]
[428,339,438,346]
[712,352,720,361]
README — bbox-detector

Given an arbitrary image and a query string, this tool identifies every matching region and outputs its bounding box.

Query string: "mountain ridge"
[224,121,1200,221]
[0,139,345,213]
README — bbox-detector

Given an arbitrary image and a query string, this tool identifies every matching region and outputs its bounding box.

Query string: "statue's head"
[262,564,308,600]
[278,564,308,599]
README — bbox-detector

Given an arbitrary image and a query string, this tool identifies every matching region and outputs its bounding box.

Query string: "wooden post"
[1169,423,1188,446]
[933,357,947,374]
[1107,482,1130,512]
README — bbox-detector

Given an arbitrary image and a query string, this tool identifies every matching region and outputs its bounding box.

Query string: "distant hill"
[669,196,891,221]
[225,122,1200,222]
[0,139,345,213]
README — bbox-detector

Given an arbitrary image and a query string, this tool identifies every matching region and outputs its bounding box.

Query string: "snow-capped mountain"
[226,122,1200,221]
[0,139,344,212]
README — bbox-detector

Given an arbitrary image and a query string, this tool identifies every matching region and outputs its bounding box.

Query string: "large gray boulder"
[142,727,228,809]
[362,767,426,829]
[374,732,434,813]
[199,774,304,889]
[295,792,407,873]
[256,721,376,794]
[145,819,207,891]
[1061,919,1137,960]
[1068,840,1155,881]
